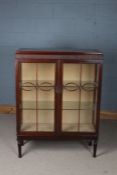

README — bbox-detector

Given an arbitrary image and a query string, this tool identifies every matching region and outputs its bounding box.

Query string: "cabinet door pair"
[18,61,99,134]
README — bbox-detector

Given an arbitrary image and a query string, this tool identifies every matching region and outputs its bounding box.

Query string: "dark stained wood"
[16,49,103,56]
[15,60,20,134]
[55,59,63,135]
[15,50,103,158]
[95,64,103,136]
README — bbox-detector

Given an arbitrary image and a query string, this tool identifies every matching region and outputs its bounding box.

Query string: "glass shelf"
[21,101,95,110]
[21,123,95,132]
[21,123,54,132]
[62,101,95,110]
[62,123,95,132]
[21,101,36,109]
[21,101,55,110]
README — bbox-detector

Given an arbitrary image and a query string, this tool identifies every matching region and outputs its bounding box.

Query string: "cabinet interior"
[20,63,98,133]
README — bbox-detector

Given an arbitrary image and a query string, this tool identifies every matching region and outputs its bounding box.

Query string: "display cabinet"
[15,50,103,158]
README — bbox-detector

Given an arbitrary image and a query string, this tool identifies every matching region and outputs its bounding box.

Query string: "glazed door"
[61,62,99,133]
[19,62,56,134]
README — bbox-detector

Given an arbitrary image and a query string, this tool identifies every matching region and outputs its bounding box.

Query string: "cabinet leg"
[18,140,23,158]
[88,140,92,146]
[93,140,98,158]
[22,140,24,146]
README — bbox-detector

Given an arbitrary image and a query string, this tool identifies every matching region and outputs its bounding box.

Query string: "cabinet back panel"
[63,64,95,81]
[37,63,55,81]
[21,63,36,80]
[63,90,80,102]
[22,89,36,101]
[81,64,95,81]
[63,64,80,81]
[38,90,54,102]
[21,63,55,81]
[22,110,36,123]
[38,110,54,124]
[79,110,93,124]
[62,110,79,124]
[81,91,94,102]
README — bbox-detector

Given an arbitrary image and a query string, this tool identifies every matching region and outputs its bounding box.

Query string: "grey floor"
[0,115,117,175]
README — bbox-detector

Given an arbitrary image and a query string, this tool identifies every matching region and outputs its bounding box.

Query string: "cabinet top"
[16,50,103,61]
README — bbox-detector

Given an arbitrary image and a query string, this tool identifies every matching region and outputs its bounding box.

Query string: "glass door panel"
[63,64,80,85]
[21,110,36,131]
[38,110,54,131]
[79,110,95,132]
[37,63,55,82]
[81,64,95,81]
[21,62,37,109]
[21,63,36,82]
[38,90,54,109]
[63,90,80,109]
[80,64,98,132]
[62,64,80,132]
[37,90,55,132]
[37,63,55,132]
[62,110,79,132]
[62,63,98,133]
[21,88,36,109]
[20,62,56,133]
[20,63,36,132]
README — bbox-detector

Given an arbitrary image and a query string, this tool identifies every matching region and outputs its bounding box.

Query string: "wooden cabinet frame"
[15,50,103,158]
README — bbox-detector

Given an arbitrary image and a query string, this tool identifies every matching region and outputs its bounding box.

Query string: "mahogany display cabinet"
[15,50,103,158]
